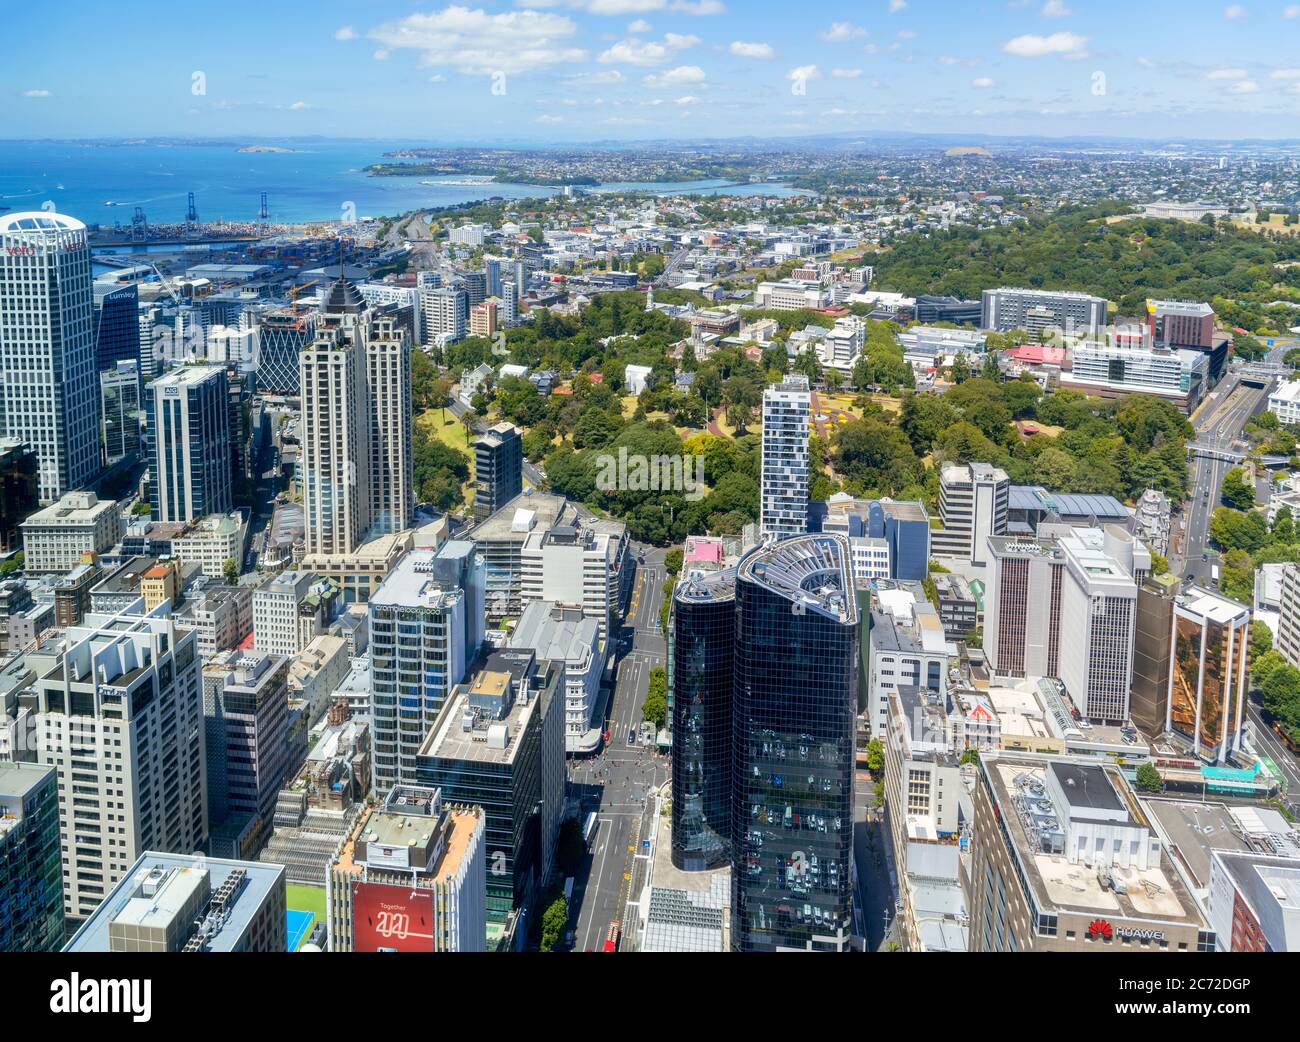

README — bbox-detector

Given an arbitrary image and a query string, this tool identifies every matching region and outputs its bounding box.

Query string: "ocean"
[0,140,805,227]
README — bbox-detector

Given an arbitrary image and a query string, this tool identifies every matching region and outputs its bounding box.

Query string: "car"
[628,728,638,746]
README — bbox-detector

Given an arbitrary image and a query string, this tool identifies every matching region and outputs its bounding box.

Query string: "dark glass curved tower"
[732,534,859,952]
[670,569,736,872]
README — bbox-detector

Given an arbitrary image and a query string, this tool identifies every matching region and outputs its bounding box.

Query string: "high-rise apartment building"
[932,462,1009,565]
[32,612,208,920]
[759,374,810,540]
[1276,563,1300,670]
[365,313,413,536]
[0,763,64,951]
[474,423,523,521]
[732,535,859,951]
[369,548,482,793]
[146,364,233,523]
[0,213,101,500]
[422,286,468,345]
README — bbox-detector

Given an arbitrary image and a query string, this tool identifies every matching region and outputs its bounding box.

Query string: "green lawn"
[287,884,327,923]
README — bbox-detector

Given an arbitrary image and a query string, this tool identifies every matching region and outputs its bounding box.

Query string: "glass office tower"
[671,569,736,872]
[732,534,859,952]
[1168,585,1251,764]
[93,282,141,373]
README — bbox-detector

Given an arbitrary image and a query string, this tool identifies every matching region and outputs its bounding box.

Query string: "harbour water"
[1,140,806,226]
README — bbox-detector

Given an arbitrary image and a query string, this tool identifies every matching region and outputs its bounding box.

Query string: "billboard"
[351,882,436,952]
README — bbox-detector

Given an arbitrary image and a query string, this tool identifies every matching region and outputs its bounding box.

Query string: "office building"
[33,612,207,920]
[732,535,859,951]
[932,573,979,641]
[519,518,621,644]
[883,687,969,951]
[256,312,315,395]
[1146,299,1215,351]
[417,651,565,948]
[932,462,1009,566]
[0,439,39,555]
[868,583,950,735]
[1063,340,1206,412]
[92,281,141,374]
[202,652,291,857]
[1131,572,1179,739]
[327,784,487,953]
[146,364,233,524]
[100,360,143,468]
[1167,585,1251,764]
[1056,528,1141,724]
[64,854,286,952]
[759,375,810,540]
[914,294,981,325]
[253,570,322,656]
[1278,563,1300,670]
[1209,850,1300,951]
[753,279,828,311]
[980,286,1107,336]
[0,763,64,952]
[967,754,1213,952]
[183,584,253,657]
[474,423,523,522]
[369,548,482,793]
[1269,380,1300,427]
[985,535,1065,679]
[510,600,602,755]
[671,569,735,873]
[20,490,122,574]
[819,494,930,581]
[0,213,101,501]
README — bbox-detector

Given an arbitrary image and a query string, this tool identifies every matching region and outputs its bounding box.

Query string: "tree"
[1251,620,1274,659]
[1220,468,1256,511]
[1135,762,1163,794]
[864,738,884,773]
[222,558,239,585]
[642,667,669,727]
[539,892,568,952]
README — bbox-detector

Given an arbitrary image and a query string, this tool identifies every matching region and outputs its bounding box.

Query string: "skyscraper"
[732,534,859,952]
[366,313,413,535]
[0,213,101,501]
[100,360,143,468]
[474,423,523,521]
[1167,585,1251,763]
[932,462,1009,566]
[255,311,315,395]
[759,374,810,539]
[671,569,735,873]
[92,281,141,373]
[146,364,233,523]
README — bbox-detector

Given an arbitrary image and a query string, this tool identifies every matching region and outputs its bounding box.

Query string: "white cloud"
[1229,79,1259,92]
[822,21,867,41]
[565,69,624,84]
[642,64,707,88]
[628,18,652,31]
[1269,68,1300,79]
[675,95,700,104]
[730,40,775,58]
[831,67,863,78]
[1224,4,1247,17]
[971,76,996,88]
[670,0,724,13]
[1002,31,1089,57]
[535,0,719,13]
[21,89,51,98]
[368,6,586,76]
[1041,0,1072,15]
[373,49,390,61]
[897,29,917,39]
[428,74,446,82]
[289,100,312,110]
[599,32,698,65]
[1287,4,1300,17]
[889,0,907,11]
[334,26,357,41]
[535,114,565,123]
[1206,67,1249,80]
[788,64,823,82]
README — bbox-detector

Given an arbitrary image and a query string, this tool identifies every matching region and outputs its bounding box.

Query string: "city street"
[853,771,899,951]
[567,547,670,951]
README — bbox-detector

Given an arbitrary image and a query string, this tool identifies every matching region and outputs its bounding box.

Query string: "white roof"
[0,211,86,234]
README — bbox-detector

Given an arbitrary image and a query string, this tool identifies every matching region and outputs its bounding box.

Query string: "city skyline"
[6,2,1300,142]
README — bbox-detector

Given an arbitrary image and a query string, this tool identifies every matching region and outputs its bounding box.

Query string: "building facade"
[759,375,811,540]
[146,364,233,523]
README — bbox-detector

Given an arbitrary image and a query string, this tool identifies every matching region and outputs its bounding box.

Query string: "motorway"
[567,547,670,951]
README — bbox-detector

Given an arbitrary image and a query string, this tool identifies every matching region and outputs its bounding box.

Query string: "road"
[1247,701,1300,813]
[1174,340,1296,585]
[853,771,899,951]
[567,547,670,951]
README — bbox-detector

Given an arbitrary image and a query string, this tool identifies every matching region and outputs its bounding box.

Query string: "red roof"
[1007,343,1067,366]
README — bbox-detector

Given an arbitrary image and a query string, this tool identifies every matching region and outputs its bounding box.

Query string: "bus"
[603,921,620,952]
[583,812,599,845]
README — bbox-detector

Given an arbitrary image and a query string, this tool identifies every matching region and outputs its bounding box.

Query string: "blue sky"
[6,1,1300,141]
